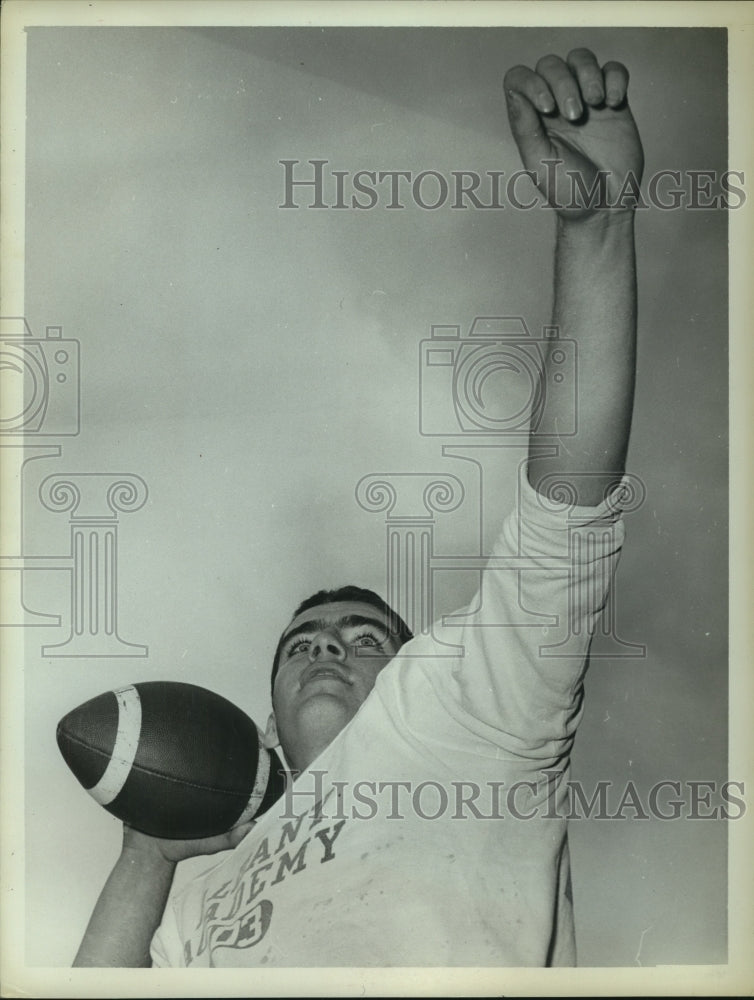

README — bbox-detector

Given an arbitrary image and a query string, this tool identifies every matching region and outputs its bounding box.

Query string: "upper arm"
[448,472,626,755]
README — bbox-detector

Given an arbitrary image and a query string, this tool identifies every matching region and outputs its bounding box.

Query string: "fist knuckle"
[536,53,562,74]
[503,65,528,88]
[567,47,594,64]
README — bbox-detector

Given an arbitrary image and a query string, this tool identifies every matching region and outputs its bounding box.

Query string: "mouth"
[300,663,352,688]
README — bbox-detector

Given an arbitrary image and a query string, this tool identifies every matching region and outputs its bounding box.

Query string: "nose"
[308,629,347,663]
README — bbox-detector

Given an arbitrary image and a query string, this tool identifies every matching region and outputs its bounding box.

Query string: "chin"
[299,691,356,730]
[282,693,359,770]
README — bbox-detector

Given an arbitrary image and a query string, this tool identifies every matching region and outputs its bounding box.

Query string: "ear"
[262,712,280,749]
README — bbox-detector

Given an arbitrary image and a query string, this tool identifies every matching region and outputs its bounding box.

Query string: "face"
[268,601,403,770]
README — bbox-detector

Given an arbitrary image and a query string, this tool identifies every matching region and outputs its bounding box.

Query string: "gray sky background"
[12,22,733,974]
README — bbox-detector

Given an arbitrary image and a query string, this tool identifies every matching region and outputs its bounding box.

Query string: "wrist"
[121,828,178,872]
[557,208,635,235]
[556,209,635,252]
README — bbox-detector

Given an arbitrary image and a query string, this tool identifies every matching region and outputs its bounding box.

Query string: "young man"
[74,46,643,967]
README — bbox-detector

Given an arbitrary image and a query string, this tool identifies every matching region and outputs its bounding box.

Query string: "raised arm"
[504,49,644,506]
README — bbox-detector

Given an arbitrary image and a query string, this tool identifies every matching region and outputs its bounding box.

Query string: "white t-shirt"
[151,476,626,967]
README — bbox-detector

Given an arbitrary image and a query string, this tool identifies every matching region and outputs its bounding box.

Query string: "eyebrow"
[281,614,390,647]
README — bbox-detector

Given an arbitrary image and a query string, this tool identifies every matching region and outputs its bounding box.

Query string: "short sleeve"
[150,903,186,968]
[446,471,628,758]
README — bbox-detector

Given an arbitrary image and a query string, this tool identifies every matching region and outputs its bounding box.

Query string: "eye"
[285,637,311,658]
[352,630,385,649]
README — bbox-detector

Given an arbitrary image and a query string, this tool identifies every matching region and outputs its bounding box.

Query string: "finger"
[228,821,255,847]
[503,67,554,164]
[535,53,583,121]
[504,88,551,167]
[566,47,605,106]
[504,64,556,115]
[602,60,630,107]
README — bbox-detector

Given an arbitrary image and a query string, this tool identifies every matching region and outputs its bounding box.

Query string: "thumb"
[227,820,256,847]
[505,88,552,167]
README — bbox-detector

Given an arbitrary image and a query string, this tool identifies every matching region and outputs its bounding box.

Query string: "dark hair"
[270,585,413,696]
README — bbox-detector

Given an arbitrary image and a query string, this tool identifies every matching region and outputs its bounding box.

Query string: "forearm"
[73,842,176,967]
[528,211,637,506]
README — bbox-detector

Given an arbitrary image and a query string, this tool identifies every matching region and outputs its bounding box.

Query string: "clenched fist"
[504,48,644,220]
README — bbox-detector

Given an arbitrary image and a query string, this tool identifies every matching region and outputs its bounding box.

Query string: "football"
[56,681,287,840]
